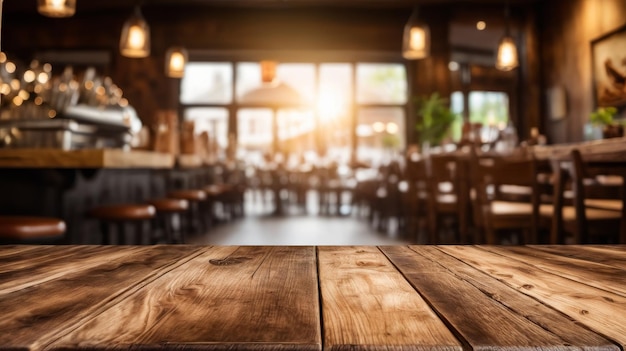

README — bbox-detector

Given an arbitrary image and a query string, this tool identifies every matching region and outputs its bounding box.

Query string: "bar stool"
[0,216,66,244]
[88,204,156,245]
[146,198,189,244]
[167,189,208,237]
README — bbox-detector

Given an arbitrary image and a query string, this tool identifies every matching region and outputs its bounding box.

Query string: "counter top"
[1,245,624,351]
[0,148,175,168]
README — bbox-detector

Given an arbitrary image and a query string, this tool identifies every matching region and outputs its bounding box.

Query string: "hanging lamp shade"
[495,35,518,71]
[260,60,277,83]
[120,6,150,58]
[165,47,188,78]
[495,1,518,71]
[37,0,76,18]
[402,6,430,60]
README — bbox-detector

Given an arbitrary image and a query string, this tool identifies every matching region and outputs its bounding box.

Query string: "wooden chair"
[469,151,549,244]
[403,156,430,242]
[549,149,624,244]
[0,216,66,244]
[424,152,471,244]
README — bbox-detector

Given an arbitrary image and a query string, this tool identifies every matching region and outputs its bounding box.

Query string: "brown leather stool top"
[88,204,156,221]
[147,198,190,244]
[88,204,156,245]
[168,189,207,202]
[0,216,66,241]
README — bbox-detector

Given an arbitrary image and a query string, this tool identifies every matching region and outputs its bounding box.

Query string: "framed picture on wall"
[591,24,626,108]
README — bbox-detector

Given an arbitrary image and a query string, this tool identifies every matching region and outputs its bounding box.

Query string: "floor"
[186,190,413,246]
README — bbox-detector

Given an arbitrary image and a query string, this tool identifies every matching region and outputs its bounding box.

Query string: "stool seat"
[167,189,209,236]
[89,204,156,221]
[168,189,207,202]
[89,204,156,245]
[0,216,66,241]
[147,198,190,244]
[148,198,189,212]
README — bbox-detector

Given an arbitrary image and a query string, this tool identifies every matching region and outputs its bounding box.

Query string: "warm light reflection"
[410,27,426,52]
[166,47,188,78]
[128,26,146,50]
[5,62,16,74]
[476,21,486,30]
[372,122,385,133]
[317,90,345,121]
[169,52,185,73]
[386,122,399,134]
[37,72,49,84]
[37,0,76,18]
[496,36,518,71]
[23,70,36,83]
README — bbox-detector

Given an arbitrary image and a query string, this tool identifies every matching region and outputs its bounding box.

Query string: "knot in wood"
[209,256,252,266]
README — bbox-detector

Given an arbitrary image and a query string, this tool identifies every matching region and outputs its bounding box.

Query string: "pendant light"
[496,1,518,71]
[402,6,430,60]
[120,5,150,58]
[165,47,188,78]
[37,0,76,18]
[260,60,277,84]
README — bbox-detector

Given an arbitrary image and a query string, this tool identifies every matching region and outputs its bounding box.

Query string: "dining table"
[1,244,625,351]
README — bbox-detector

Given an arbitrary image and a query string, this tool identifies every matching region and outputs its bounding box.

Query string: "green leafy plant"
[414,92,458,146]
[590,106,617,126]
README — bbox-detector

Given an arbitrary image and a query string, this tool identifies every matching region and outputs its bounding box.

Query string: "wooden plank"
[317,246,461,351]
[381,246,616,351]
[485,246,626,297]
[440,246,626,348]
[50,246,322,351]
[0,246,155,295]
[0,149,174,168]
[531,245,626,270]
[0,245,202,351]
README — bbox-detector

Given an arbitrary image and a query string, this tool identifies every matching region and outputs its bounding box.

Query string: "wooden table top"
[1,245,625,351]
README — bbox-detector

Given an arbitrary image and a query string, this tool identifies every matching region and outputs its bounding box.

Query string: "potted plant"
[414,92,458,149]
[590,106,623,138]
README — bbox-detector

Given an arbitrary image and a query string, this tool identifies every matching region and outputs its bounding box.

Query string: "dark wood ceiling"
[4,0,542,15]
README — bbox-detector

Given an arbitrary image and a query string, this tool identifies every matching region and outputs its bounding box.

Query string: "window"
[450,91,509,144]
[180,57,407,167]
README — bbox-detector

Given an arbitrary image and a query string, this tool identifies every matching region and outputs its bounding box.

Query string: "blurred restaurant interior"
[0,0,625,246]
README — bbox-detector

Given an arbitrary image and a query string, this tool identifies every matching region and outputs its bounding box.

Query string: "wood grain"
[0,246,152,295]
[0,148,174,168]
[0,245,202,351]
[484,246,626,297]
[531,245,626,270]
[383,245,618,351]
[51,246,322,351]
[317,246,461,351]
[440,245,626,348]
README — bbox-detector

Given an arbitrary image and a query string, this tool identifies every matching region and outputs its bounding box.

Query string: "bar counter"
[0,149,205,244]
[2,245,624,350]
[0,148,175,168]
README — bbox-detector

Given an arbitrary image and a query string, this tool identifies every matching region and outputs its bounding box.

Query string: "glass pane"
[356,107,405,167]
[237,108,274,165]
[183,107,229,149]
[469,91,509,127]
[318,64,353,164]
[277,63,315,104]
[236,62,314,105]
[180,62,233,104]
[277,109,316,166]
[356,63,407,104]
[236,62,261,102]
